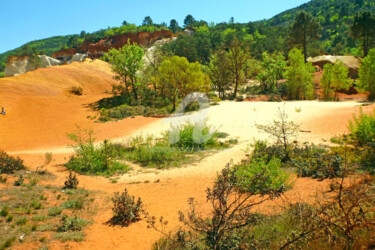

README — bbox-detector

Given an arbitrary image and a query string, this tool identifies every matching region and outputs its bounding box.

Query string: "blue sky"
[1,0,309,53]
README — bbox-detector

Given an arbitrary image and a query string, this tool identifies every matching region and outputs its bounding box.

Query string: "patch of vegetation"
[64,170,79,189]
[119,123,235,168]
[0,182,97,247]
[99,104,170,121]
[0,150,26,174]
[69,86,83,96]
[65,127,129,175]
[110,188,143,226]
[55,232,85,242]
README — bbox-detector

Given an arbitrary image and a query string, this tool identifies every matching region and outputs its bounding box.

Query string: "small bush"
[30,200,43,210]
[0,236,16,249]
[48,207,63,216]
[16,217,28,225]
[0,151,25,174]
[69,86,83,95]
[65,128,128,175]
[0,206,9,217]
[110,188,143,226]
[349,107,375,146]
[57,215,89,232]
[14,175,24,186]
[62,198,84,210]
[235,157,291,194]
[235,95,244,102]
[64,171,79,189]
[166,122,219,150]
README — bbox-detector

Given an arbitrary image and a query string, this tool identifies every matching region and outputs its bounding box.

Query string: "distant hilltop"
[4,30,174,77]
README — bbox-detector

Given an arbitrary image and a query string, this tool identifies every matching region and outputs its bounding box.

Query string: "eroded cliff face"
[52,30,174,58]
[4,30,174,77]
[4,54,87,77]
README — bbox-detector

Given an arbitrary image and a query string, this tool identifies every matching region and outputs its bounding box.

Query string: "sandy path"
[8,101,373,250]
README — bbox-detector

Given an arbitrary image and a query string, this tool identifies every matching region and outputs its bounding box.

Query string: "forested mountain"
[1,0,374,74]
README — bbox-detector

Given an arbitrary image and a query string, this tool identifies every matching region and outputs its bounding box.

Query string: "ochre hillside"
[0,59,157,152]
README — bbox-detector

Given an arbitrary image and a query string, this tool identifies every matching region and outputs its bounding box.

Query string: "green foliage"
[351,11,375,57]
[48,207,63,216]
[166,122,219,150]
[57,216,89,232]
[13,175,24,186]
[65,128,128,175]
[284,48,315,100]
[321,61,352,100]
[103,41,144,102]
[0,236,16,250]
[349,107,375,146]
[158,56,210,111]
[55,232,85,242]
[358,49,375,100]
[0,150,26,174]
[0,206,8,217]
[99,104,169,121]
[235,157,291,193]
[207,49,233,99]
[110,188,143,226]
[257,52,287,93]
[289,11,322,61]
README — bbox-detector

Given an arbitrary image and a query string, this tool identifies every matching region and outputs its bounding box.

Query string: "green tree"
[184,14,195,28]
[208,50,233,98]
[122,20,128,26]
[289,11,321,62]
[321,61,352,101]
[142,16,153,26]
[350,11,375,57]
[228,39,251,97]
[103,41,144,102]
[169,19,179,33]
[256,52,287,93]
[158,56,210,111]
[358,49,375,100]
[284,48,315,100]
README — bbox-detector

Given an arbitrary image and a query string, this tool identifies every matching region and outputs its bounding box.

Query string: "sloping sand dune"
[0,60,158,152]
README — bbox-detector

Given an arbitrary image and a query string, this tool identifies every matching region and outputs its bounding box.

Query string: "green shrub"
[125,145,187,168]
[30,200,43,210]
[0,236,16,249]
[349,107,375,146]
[48,207,63,216]
[14,175,24,186]
[65,128,128,175]
[57,216,89,232]
[62,198,84,210]
[110,188,143,226]
[16,217,28,225]
[235,157,291,194]
[290,145,344,179]
[166,123,219,150]
[0,206,8,217]
[64,171,79,189]
[0,151,26,174]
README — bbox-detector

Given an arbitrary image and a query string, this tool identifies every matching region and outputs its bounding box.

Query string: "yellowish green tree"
[158,56,210,111]
[103,41,144,102]
[284,48,315,100]
[321,61,352,101]
[358,49,375,100]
